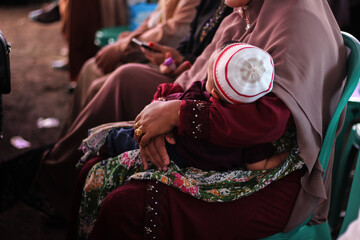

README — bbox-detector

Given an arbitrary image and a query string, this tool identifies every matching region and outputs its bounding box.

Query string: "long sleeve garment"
[153,81,292,170]
[114,0,201,64]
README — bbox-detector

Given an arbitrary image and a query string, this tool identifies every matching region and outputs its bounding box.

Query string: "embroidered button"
[196,102,205,110]
[146,205,153,212]
[196,124,202,132]
[145,227,152,234]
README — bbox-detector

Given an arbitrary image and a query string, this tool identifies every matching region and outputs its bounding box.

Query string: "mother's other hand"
[134,100,181,146]
[140,135,170,170]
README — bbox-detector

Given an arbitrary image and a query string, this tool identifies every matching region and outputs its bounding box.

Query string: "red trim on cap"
[214,43,244,103]
[214,43,274,104]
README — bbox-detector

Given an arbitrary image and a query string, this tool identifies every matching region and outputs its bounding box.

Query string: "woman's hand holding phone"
[132,39,191,76]
[136,40,185,65]
[160,52,192,77]
[131,38,159,52]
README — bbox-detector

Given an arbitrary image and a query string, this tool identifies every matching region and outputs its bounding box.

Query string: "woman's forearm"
[135,100,181,170]
[178,94,292,147]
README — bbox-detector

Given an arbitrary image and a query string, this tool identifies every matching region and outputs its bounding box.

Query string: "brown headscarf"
[175,0,347,231]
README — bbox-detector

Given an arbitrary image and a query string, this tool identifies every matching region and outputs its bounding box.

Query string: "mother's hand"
[134,100,181,146]
[139,135,170,170]
[135,100,181,170]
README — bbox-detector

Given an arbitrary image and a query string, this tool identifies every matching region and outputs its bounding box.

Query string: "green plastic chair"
[261,31,360,240]
[329,33,360,233]
[329,119,360,232]
[338,124,360,236]
[94,26,131,47]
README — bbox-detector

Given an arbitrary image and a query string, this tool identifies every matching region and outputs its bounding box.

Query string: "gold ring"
[134,122,140,129]
[135,127,144,136]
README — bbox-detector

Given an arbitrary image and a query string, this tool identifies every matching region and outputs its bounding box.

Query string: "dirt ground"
[0,3,70,162]
[0,2,70,239]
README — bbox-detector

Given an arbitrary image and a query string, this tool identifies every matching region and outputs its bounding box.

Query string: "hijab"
[175,0,347,231]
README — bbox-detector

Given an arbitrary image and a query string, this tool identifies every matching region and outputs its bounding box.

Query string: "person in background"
[28,0,352,82]
[61,0,202,133]
[29,0,129,84]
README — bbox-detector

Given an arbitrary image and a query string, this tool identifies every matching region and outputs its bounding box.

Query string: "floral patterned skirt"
[78,129,304,239]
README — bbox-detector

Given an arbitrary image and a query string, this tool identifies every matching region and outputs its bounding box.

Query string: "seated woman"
[71,0,347,239]
[76,42,304,238]
[62,0,202,133]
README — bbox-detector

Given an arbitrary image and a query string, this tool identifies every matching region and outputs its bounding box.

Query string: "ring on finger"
[135,127,144,136]
[134,122,140,129]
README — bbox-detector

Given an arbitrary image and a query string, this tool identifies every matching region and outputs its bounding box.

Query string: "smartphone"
[131,38,159,52]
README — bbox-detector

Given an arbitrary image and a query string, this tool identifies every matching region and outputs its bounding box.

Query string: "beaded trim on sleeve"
[180,100,210,140]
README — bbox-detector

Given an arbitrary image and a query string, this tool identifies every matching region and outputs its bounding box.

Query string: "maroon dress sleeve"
[152,83,184,101]
[178,93,292,147]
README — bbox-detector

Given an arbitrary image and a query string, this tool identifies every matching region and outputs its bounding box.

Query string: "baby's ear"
[211,89,221,100]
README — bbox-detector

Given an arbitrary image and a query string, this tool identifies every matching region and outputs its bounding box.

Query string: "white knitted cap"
[213,43,274,103]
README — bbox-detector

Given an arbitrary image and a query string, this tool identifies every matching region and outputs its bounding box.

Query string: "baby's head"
[206,42,274,104]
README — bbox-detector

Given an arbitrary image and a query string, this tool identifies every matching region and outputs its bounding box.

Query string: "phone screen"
[131,38,159,52]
